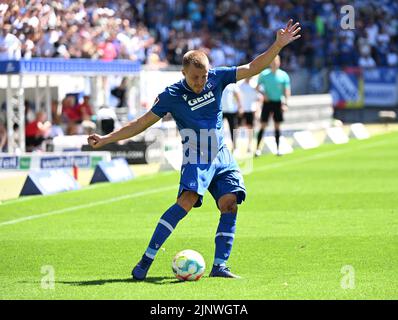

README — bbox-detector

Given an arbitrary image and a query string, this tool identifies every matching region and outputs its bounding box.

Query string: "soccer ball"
[172,249,206,281]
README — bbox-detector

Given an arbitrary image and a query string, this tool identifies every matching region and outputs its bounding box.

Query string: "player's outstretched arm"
[87,111,161,149]
[236,19,301,81]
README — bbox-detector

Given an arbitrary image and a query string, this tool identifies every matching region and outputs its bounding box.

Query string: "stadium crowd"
[0,0,398,69]
[1,0,398,152]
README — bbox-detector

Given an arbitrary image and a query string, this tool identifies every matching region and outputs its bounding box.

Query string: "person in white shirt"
[358,53,376,68]
[0,24,21,60]
[221,83,243,152]
[387,45,398,66]
[210,41,226,67]
[238,77,262,153]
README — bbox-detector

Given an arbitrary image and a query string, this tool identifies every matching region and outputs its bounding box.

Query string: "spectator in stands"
[76,95,94,122]
[1,0,398,69]
[21,30,36,59]
[24,100,36,125]
[74,95,96,136]
[61,95,80,135]
[146,44,169,69]
[51,99,62,123]
[210,40,226,67]
[62,95,80,123]
[387,44,398,66]
[359,52,377,68]
[0,23,21,60]
[49,114,65,139]
[98,34,118,61]
[49,100,65,138]
[25,110,52,151]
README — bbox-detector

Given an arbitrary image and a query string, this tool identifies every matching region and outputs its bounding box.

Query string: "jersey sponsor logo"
[188,91,215,111]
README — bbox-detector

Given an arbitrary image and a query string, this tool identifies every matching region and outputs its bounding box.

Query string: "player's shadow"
[57,276,181,286]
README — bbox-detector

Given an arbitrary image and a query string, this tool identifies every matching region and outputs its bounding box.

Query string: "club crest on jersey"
[188,91,215,111]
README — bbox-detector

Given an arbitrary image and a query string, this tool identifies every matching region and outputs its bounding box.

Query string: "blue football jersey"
[151,66,237,162]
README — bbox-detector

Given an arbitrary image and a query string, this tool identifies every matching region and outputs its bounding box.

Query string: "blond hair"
[182,50,209,69]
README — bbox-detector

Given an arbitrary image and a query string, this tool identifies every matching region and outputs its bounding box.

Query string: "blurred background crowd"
[1,0,398,69]
[1,0,398,153]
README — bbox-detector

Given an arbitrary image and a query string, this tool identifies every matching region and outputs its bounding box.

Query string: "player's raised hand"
[87,134,106,149]
[275,19,301,48]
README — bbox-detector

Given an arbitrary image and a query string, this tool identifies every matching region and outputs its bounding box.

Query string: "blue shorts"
[178,147,246,208]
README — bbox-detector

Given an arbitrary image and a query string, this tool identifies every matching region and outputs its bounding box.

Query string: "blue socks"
[142,206,237,268]
[144,203,187,261]
[214,212,237,266]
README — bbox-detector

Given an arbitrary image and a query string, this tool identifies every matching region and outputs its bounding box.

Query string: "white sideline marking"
[0,137,393,227]
[0,186,175,227]
[0,171,175,206]
[253,139,392,173]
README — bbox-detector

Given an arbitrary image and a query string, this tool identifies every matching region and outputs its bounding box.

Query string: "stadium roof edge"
[0,58,141,75]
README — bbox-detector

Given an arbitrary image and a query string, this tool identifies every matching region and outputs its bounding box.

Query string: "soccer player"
[255,55,291,156]
[88,20,301,280]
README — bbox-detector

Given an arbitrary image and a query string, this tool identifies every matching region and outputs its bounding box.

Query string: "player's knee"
[177,191,199,212]
[218,195,238,213]
[220,201,237,213]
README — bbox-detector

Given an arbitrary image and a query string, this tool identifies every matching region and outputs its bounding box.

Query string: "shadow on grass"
[56,276,182,286]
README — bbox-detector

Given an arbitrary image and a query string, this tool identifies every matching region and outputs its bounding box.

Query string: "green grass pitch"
[0,131,397,300]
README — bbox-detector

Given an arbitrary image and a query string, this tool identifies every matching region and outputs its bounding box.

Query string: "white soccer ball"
[172,249,206,281]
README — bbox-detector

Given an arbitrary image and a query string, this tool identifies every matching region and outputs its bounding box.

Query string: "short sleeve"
[213,66,237,89]
[284,72,291,89]
[150,91,170,118]
[257,72,265,89]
